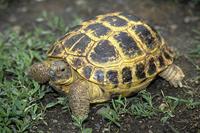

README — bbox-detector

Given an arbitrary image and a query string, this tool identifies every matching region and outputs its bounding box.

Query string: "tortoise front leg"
[69,80,90,118]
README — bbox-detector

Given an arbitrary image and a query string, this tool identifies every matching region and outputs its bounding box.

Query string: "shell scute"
[122,67,132,84]
[47,43,65,57]
[157,54,165,68]
[70,34,91,55]
[89,40,120,63]
[63,33,84,50]
[83,66,93,79]
[133,25,157,50]
[135,63,146,79]
[147,58,157,75]
[114,31,142,58]
[84,23,111,38]
[93,69,105,83]
[119,12,141,22]
[101,15,128,27]
[106,70,119,85]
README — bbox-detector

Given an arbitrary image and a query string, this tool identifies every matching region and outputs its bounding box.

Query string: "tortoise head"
[28,60,73,84]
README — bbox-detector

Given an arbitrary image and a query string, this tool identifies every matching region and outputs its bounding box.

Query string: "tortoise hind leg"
[159,64,185,87]
[69,80,90,118]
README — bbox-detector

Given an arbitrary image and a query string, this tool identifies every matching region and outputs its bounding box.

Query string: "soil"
[1,0,200,133]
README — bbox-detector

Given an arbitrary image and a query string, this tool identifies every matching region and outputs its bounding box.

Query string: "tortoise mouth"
[52,78,74,85]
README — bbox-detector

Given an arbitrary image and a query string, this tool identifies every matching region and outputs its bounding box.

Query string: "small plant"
[159,96,178,123]
[190,30,200,58]
[44,96,69,111]
[165,96,200,109]
[130,90,156,118]
[159,90,200,123]
[72,115,92,133]
[111,95,129,115]
[97,95,130,127]
[97,105,121,127]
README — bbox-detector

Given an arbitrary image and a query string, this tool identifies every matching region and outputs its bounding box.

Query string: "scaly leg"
[68,80,90,118]
[159,64,185,88]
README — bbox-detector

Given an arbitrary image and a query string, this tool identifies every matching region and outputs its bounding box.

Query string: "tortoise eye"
[61,68,65,72]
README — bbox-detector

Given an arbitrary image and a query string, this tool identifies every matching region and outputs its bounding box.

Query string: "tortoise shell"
[47,12,175,89]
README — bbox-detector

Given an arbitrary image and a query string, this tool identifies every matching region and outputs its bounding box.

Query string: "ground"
[0,0,200,133]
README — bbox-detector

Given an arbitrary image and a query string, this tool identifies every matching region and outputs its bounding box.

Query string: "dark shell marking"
[64,33,84,49]
[164,51,172,60]
[71,34,91,54]
[147,58,157,75]
[114,32,142,57]
[47,45,55,55]
[90,40,119,63]
[83,16,97,22]
[133,25,156,49]
[158,55,165,67]
[119,12,141,21]
[148,25,162,43]
[72,58,83,69]
[84,23,110,37]
[135,63,146,79]
[58,25,82,42]
[106,70,119,84]
[48,44,63,56]
[122,67,132,83]
[94,70,104,82]
[83,66,92,79]
[102,16,128,27]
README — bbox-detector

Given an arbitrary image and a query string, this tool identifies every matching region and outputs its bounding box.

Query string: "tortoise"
[28,12,185,118]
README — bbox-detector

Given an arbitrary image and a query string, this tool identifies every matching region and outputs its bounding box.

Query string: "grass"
[160,91,200,123]
[191,30,200,58]
[99,89,200,127]
[0,12,81,132]
[130,90,156,118]
[72,115,92,133]
[0,29,49,132]
[97,105,121,132]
